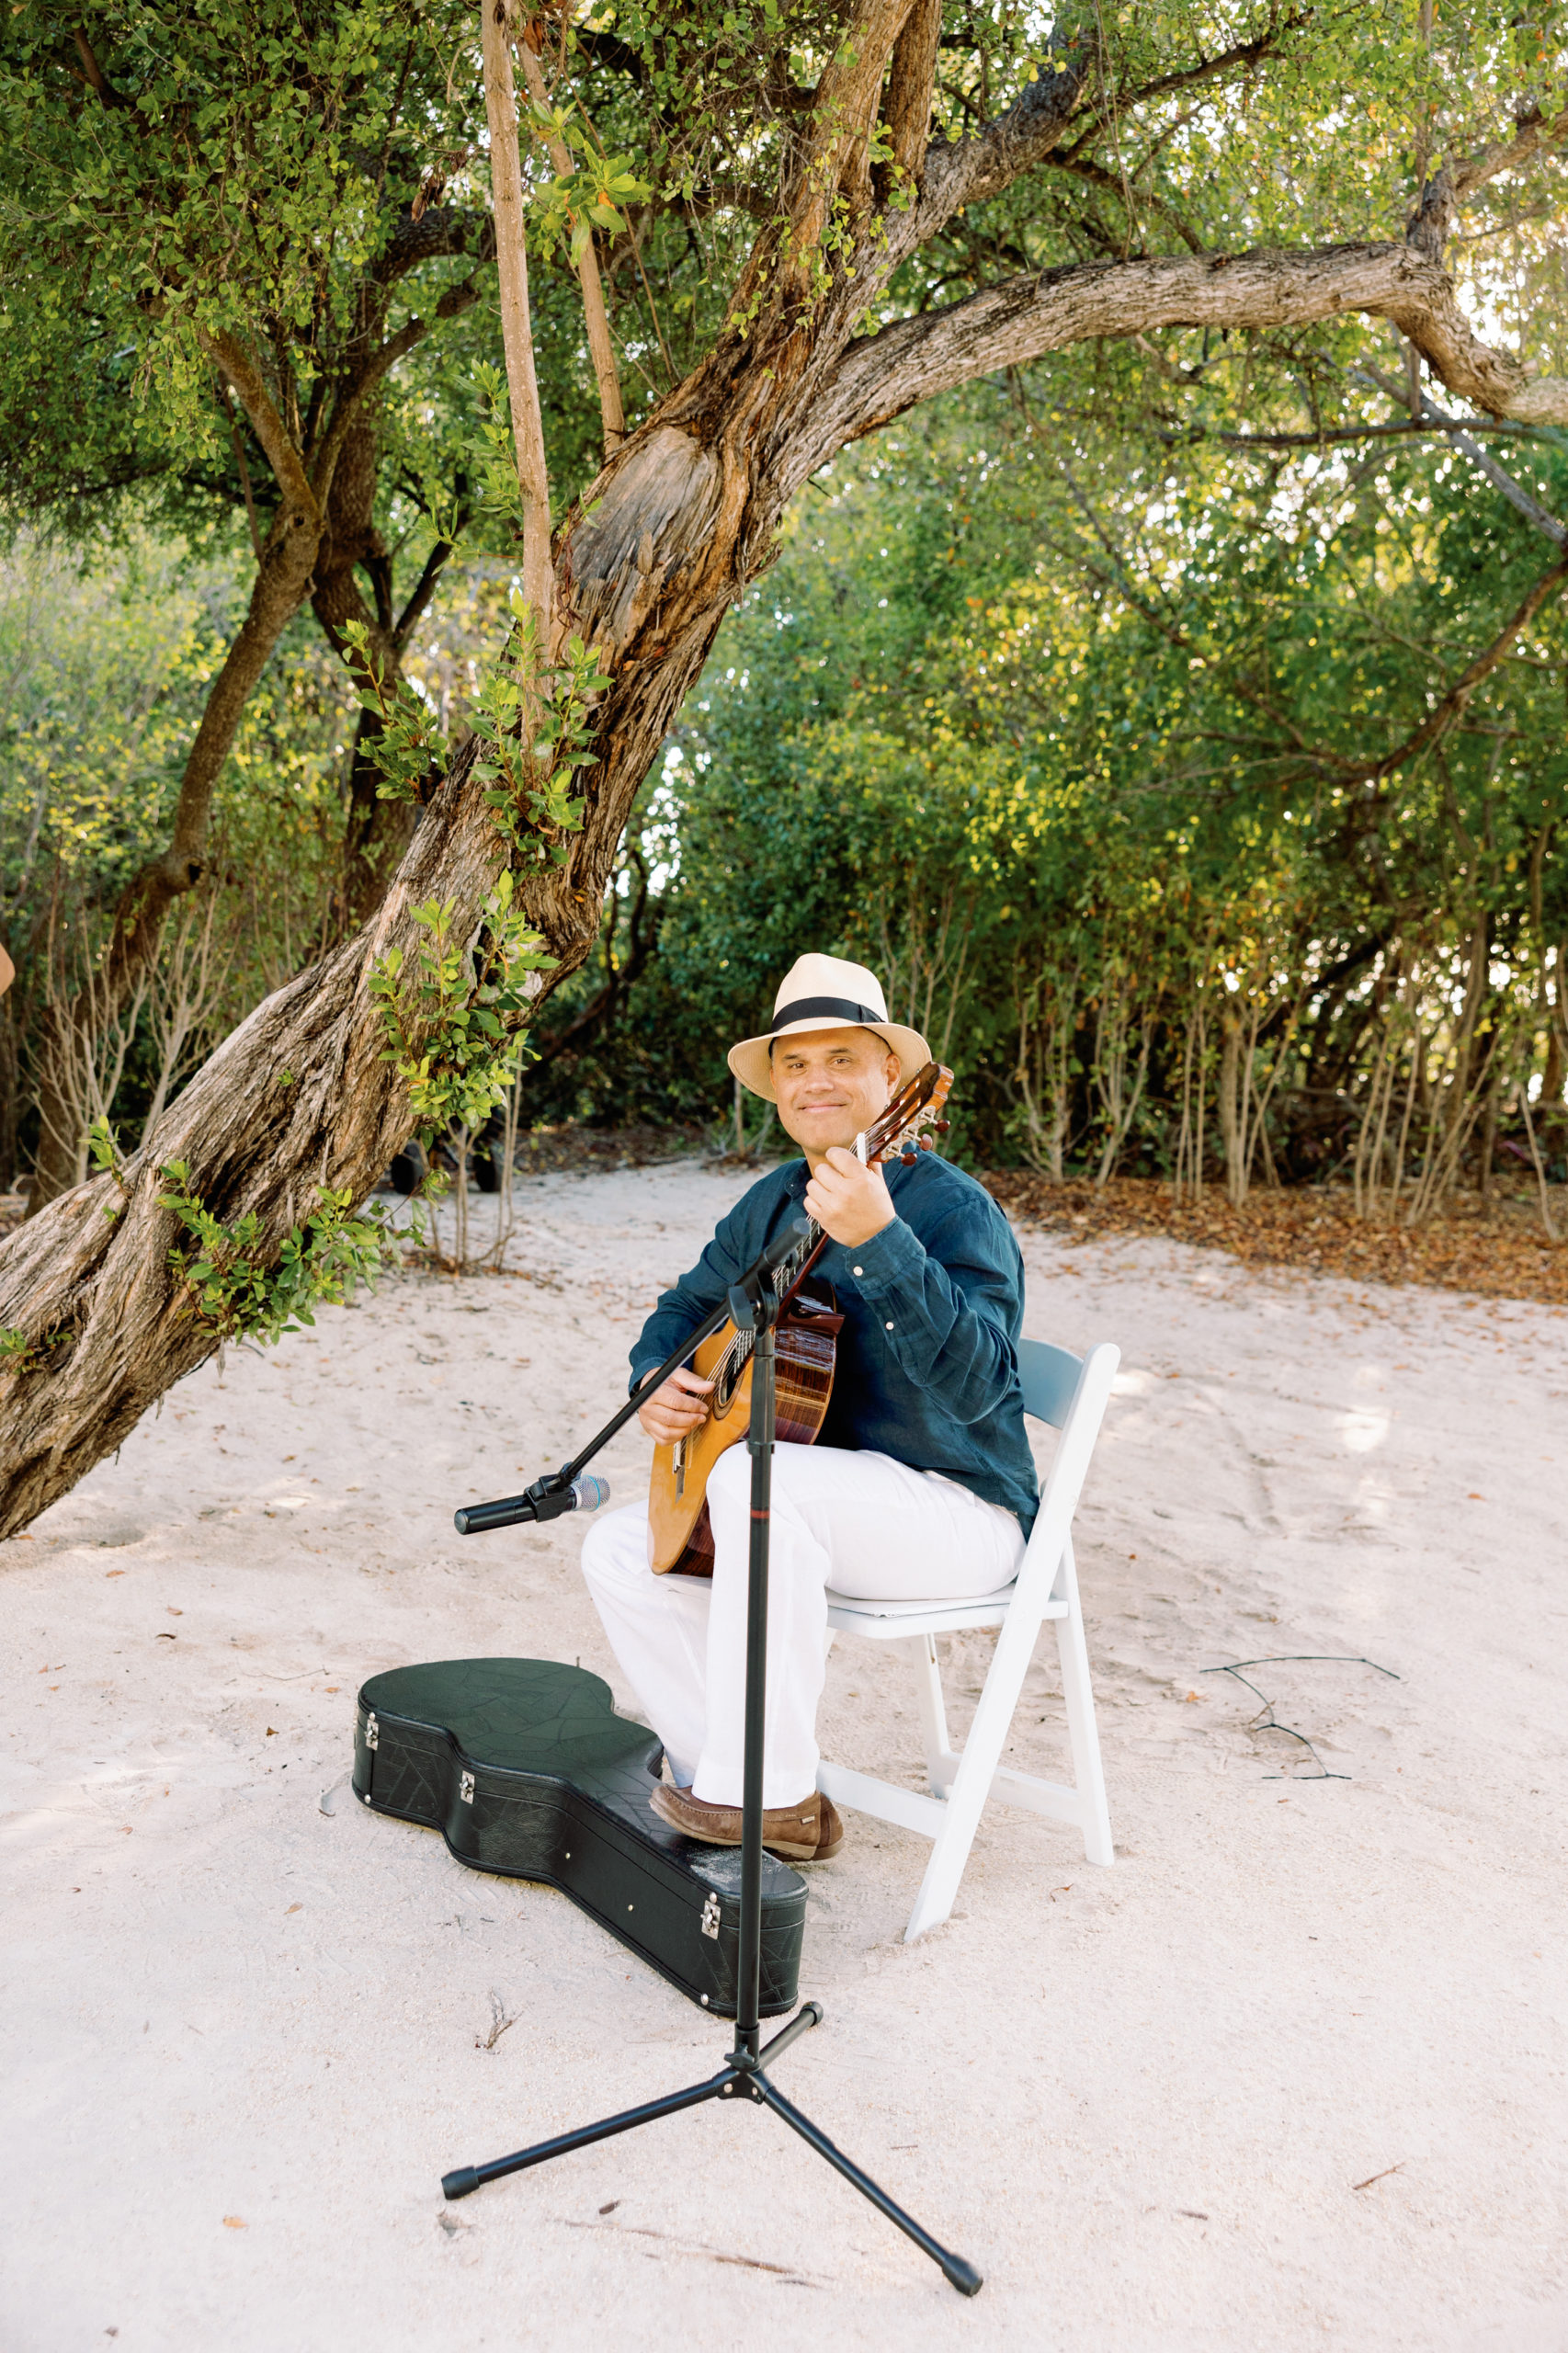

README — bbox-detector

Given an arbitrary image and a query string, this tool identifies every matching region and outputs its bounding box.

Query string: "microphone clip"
[518,1469,578,1523]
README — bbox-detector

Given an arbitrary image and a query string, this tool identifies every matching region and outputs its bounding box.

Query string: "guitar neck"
[773,1126,881,1313]
[775,1220,828,1313]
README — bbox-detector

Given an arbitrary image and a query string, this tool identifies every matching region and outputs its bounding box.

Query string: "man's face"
[771,1028,900,1162]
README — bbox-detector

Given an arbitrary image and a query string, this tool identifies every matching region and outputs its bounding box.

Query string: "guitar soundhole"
[711,1346,744,1415]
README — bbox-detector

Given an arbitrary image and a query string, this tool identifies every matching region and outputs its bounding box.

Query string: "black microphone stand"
[440,1240,982,2296]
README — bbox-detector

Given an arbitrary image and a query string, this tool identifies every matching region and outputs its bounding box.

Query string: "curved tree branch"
[790,0,921,241]
[514,31,626,455]
[915,33,1096,228]
[818,244,1568,460]
[1453,99,1568,204]
[915,16,1298,237]
[481,0,553,639]
[195,327,315,517]
[882,0,942,183]
[1361,549,1568,783]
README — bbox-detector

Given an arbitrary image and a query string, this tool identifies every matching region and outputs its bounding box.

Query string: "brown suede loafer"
[649,1781,844,1861]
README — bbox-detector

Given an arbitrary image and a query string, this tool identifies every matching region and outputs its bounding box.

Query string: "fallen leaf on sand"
[984,1172,1566,1306]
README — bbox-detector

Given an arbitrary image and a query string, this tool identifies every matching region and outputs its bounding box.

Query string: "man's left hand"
[803,1147,896,1250]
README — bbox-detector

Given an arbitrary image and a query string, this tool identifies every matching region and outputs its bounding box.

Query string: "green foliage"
[524,97,651,273]
[540,376,1568,1192]
[0,528,356,1180]
[340,620,448,805]
[369,870,553,1141]
[471,594,609,866]
[5,0,1568,1222]
[0,1324,62,1375]
[86,1115,130,1207]
[0,2,486,482]
[158,1161,398,1344]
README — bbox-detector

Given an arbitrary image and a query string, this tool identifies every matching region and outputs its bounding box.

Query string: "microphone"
[454,1472,611,1537]
[761,1215,813,1273]
[728,1215,814,1329]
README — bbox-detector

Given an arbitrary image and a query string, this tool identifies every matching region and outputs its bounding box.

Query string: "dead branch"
[480,0,554,637]
[514,33,626,455]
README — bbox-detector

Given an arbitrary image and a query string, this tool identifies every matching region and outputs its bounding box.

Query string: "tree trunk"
[0,382,762,1534]
[335,709,425,934]
[26,483,324,1210]
[0,977,19,1192]
[312,402,439,935]
[1218,1009,1245,1206]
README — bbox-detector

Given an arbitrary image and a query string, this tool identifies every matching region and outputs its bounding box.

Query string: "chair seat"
[819,1336,1119,1938]
[824,1579,1067,1636]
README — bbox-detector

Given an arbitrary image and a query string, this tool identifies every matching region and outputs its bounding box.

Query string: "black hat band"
[768,994,886,1037]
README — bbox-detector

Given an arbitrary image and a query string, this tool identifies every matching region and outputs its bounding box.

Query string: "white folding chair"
[816,1338,1119,1941]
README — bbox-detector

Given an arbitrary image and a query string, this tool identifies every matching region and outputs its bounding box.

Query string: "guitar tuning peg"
[918,1134,934,1150]
[933,1120,950,1133]
[901,1149,918,1165]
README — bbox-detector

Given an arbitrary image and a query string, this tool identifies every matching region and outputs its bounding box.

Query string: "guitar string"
[675,1091,944,1441]
[708,1103,939,1392]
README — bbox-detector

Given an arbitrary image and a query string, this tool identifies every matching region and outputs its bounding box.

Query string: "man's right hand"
[637,1364,713,1444]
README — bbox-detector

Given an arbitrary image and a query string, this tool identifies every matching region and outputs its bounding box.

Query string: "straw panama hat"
[727,953,931,1104]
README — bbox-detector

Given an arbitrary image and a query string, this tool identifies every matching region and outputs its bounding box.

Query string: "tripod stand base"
[441,2001,983,2298]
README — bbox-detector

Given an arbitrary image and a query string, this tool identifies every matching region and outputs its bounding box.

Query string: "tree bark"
[6,18,1567,1527]
[313,403,453,936]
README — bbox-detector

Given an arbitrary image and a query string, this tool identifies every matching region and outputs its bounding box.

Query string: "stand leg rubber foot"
[942,2256,983,2298]
[442,2166,480,2201]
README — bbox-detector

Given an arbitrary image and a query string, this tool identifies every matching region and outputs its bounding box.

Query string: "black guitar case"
[352,1657,807,2018]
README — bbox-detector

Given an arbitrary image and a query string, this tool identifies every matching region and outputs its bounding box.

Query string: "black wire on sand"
[1199,1654,1401,1780]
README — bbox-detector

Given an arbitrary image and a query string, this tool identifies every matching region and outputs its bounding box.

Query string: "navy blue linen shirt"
[629,1154,1039,1534]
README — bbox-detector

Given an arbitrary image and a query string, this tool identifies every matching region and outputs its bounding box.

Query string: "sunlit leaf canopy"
[542,370,1562,1163]
[531,0,1568,438]
[0,3,492,504]
[3,1,1566,539]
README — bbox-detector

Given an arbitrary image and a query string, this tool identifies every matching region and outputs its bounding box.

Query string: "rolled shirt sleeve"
[845,1205,1020,1427]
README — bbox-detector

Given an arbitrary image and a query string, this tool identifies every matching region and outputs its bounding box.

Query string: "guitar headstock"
[858,1062,954,1168]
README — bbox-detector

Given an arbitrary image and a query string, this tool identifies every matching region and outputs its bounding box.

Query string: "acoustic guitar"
[646,1062,954,1574]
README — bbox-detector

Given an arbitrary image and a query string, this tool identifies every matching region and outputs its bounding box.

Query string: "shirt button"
[852,1266,864,1277]
[885,1320,894,1331]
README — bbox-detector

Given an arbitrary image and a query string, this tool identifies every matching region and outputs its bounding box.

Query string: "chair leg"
[1055,1539,1114,1866]
[907,1633,953,1796]
[903,1604,1046,1942]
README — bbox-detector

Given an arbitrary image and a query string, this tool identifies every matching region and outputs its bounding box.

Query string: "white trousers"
[580,1441,1025,1807]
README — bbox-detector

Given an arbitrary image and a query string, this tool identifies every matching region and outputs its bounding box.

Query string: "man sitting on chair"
[580,954,1039,1863]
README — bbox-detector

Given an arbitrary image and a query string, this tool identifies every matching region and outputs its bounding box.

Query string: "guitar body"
[648,1277,840,1574]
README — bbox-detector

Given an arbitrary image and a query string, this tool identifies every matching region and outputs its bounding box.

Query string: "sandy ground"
[3,1161,1566,2353]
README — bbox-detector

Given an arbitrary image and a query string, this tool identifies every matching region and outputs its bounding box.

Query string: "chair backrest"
[1014,1337,1120,1596]
[1017,1336,1086,1431]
